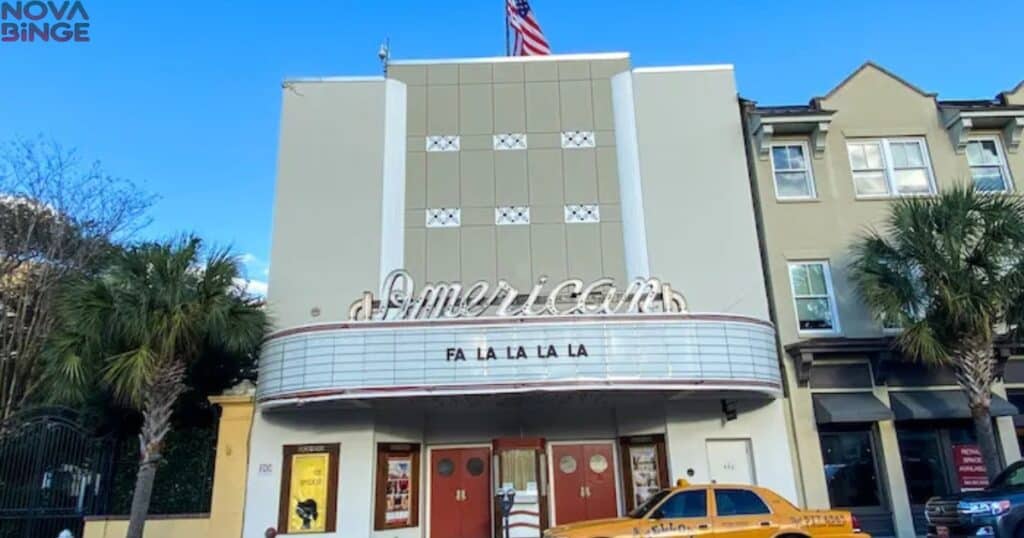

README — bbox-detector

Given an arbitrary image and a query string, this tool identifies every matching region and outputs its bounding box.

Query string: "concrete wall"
[243,408,376,538]
[666,399,799,503]
[625,66,770,319]
[267,78,406,328]
[388,56,630,289]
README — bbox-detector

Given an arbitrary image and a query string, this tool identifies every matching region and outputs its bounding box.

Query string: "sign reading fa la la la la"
[348,269,688,321]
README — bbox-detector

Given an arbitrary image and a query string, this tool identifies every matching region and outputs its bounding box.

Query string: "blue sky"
[2,0,1022,291]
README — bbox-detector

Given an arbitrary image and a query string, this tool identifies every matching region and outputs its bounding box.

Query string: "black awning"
[813,392,894,424]
[890,391,1019,420]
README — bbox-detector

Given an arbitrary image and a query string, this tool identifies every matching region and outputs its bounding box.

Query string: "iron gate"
[0,407,114,538]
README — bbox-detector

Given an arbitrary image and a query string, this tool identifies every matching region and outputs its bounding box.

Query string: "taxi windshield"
[629,490,670,518]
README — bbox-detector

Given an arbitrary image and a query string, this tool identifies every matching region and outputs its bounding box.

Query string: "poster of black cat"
[1,1,90,43]
[446,343,589,361]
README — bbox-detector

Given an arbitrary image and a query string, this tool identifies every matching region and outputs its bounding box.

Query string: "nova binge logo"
[1,1,90,43]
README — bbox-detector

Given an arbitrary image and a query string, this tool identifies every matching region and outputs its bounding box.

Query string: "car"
[925,460,1024,538]
[542,479,865,538]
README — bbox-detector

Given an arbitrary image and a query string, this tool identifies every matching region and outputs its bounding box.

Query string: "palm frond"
[44,235,269,412]
[849,185,1024,364]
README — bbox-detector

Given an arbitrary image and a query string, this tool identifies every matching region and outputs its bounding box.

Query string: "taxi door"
[710,488,778,538]
[631,488,714,538]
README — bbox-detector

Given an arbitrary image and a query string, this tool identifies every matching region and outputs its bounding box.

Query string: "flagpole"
[504,2,510,56]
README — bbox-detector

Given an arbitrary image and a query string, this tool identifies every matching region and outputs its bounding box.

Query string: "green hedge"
[108,425,216,515]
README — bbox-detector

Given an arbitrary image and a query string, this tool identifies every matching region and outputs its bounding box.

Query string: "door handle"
[585,486,592,498]
[759,521,771,527]
[698,524,710,530]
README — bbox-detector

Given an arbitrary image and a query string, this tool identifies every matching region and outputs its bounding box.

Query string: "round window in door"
[466,457,485,477]
[589,454,609,474]
[437,458,455,477]
[559,455,577,474]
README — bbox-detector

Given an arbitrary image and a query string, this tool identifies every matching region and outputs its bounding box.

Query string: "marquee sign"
[348,269,688,321]
[257,314,782,403]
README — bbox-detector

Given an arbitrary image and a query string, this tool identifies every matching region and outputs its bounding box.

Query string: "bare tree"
[0,137,151,421]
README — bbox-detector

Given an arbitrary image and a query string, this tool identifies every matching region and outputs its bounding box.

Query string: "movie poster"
[385,456,413,525]
[287,452,331,533]
[629,445,661,506]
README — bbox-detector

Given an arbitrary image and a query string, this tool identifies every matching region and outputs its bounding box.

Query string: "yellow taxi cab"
[543,480,865,538]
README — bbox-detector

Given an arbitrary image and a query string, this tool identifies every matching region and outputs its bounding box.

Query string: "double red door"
[551,443,618,525]
[430,447,491,538]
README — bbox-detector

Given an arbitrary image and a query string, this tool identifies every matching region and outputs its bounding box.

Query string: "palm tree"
[849,186,1024,480]
[46,236,268,538]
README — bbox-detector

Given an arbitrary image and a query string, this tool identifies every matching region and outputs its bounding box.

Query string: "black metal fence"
[0,407,115,538]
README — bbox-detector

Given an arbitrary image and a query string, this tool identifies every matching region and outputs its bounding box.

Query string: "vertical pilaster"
[789,384,830,509]
[208,384,257,538]
[872,385,916,538]
[992,383,1022,464]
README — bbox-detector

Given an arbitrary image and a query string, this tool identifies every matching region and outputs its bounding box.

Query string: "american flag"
[506,0,550,56]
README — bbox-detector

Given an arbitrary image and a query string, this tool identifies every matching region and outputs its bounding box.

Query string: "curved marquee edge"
[257,314,782,405]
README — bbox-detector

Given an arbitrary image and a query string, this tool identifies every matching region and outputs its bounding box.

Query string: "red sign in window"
[952,444,989,490]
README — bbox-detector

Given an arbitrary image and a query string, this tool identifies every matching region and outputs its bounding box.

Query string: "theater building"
[243,52,799,537]
[743,64,1024,538]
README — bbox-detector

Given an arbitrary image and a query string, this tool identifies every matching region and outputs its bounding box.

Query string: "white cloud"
[239,252,259,265]
[234,277,268,297]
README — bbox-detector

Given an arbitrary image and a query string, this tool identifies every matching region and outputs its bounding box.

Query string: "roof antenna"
[377,38,390,76]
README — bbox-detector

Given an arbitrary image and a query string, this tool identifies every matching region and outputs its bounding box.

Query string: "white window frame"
[966,135,1014,193]
[769,142,817,200]
[787,260,841,335]
[846,137,937,199]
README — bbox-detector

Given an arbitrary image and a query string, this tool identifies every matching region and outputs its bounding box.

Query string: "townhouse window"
[770,143,816,199]
[847,138,935,197]
[966,138,1013,192]
[788,261,839,333]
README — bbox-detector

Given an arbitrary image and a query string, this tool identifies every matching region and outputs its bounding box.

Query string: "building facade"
[243,53,801,538]
[743,63,1024,538]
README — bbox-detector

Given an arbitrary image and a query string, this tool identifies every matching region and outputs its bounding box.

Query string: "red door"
[552,443,619,525]
[460,447,492,538]
[430,448,491,538]
[582,444,617,521]
[552,445,586,524]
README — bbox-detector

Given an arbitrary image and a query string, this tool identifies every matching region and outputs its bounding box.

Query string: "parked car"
[925,461,1024,538]
[543,479,864,538]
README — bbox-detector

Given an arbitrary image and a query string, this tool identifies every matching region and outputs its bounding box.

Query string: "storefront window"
[897,429,951,504]
[819,427,882,507]
[500,449,537,492]
[495,443,544,538]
